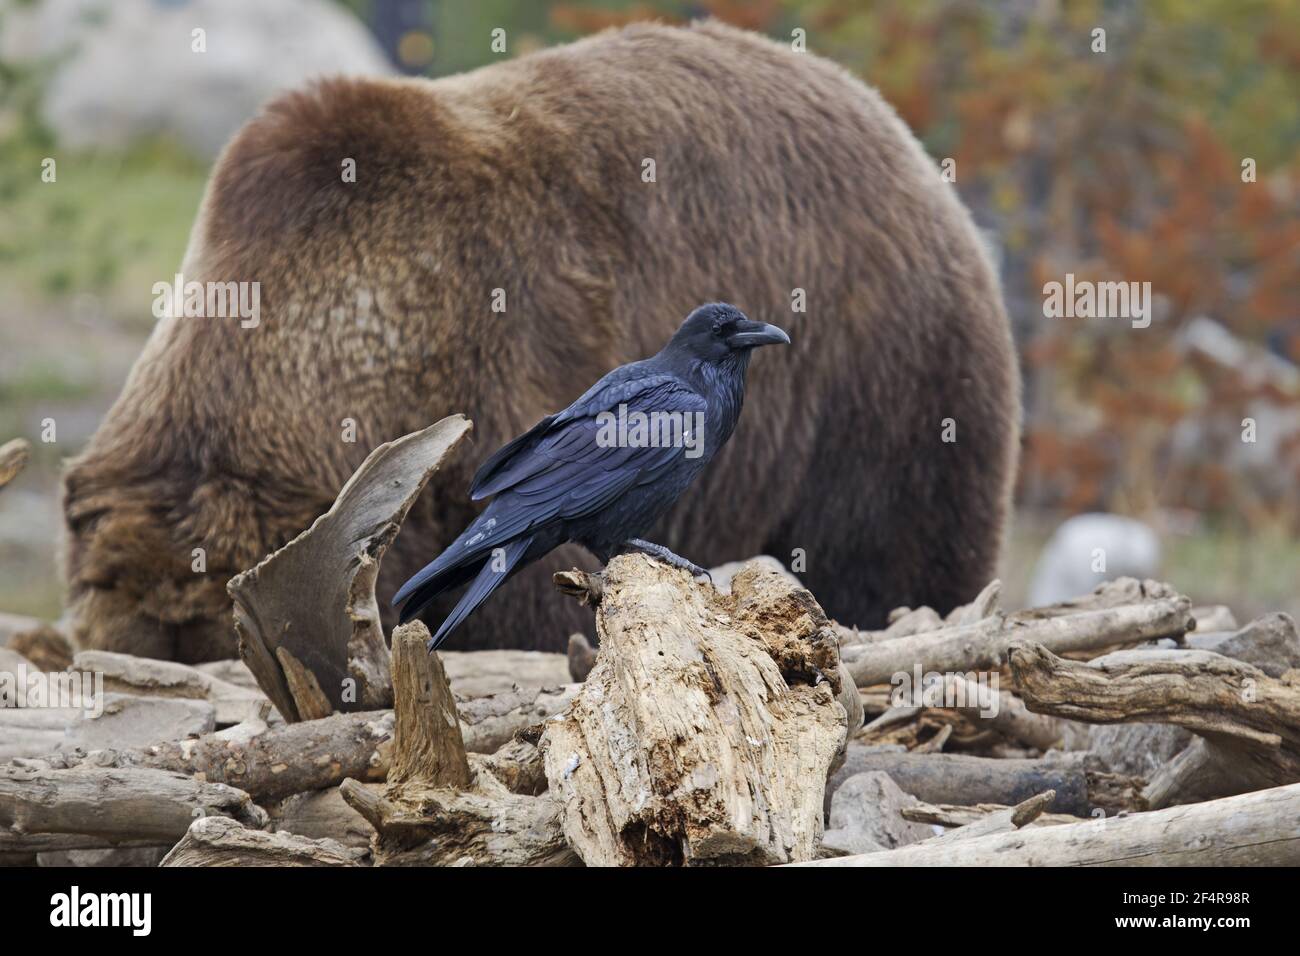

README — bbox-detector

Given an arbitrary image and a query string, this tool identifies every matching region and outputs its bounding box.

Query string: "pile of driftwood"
[2,418,1299,866]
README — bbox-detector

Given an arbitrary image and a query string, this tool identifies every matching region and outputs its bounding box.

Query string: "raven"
[393,302,790,651]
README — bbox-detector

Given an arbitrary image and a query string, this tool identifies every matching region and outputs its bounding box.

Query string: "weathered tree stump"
[339,621,577,866]
[541,554,853,866]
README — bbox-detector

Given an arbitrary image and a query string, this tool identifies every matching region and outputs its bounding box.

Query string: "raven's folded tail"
[420,535,535,652]
[393,513,505,625]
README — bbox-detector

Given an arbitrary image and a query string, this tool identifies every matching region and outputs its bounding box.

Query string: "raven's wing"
[393,373,706,617]
[469,371,705,501]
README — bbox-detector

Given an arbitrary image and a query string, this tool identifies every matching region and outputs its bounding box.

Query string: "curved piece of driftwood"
[1009,640,1300,807]
[228,415,472,721]
[542,555,851,866]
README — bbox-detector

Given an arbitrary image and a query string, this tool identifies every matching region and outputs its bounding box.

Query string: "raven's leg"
[618,538,712,581]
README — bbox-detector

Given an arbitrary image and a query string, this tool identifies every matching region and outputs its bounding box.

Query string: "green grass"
[1164,525,1300,620]
[1003,516,1300,623]
[0,132,209,326]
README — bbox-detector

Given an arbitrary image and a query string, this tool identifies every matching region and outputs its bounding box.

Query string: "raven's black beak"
[727,320,791,349]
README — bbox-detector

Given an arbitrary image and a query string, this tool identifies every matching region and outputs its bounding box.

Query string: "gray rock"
[1085,722,1192,778]
[823,770,935,855]
[1027,514,1161,607]
[4,0,395,159]
[1186,613,1300,678]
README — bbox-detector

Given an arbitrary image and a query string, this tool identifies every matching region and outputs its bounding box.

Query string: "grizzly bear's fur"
[61,21,1020,662]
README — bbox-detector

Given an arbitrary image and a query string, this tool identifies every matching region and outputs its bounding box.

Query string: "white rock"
[4,0,394,159]
[1027,513,1161,607]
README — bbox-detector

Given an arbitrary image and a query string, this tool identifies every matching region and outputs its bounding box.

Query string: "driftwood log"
[542,554,853,866]
[70,650,267,726]
[944,673,1065,751]
[229,415,472,721]
[0,764,265,850]
[20,708,394,803]
[1009,640,1300,808]
[15,679,577,805]
[792,782,1300,866]
[902,797,1078,830]
[828,745,1145,817]
[844,579,1194,688]
[910,789,1057,845]
[339,622,577,866]
[160,815,366,866]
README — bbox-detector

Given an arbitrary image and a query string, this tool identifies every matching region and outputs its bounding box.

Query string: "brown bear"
[61,20,1020,663]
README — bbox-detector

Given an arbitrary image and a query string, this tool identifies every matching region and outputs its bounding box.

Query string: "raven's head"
[666,303,791,364]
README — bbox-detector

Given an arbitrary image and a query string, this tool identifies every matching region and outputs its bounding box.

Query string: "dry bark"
[1,833,163,856]
[340,777,575,867]
[453,682,580,754]
[387,628,472,788]
[943,673,1064,751]
[17,677,575,805]
[542,555,849,866]
[912,790,1056,844]
[161,815,366,866]
[790,782,1300,866]
[229,415,472,721]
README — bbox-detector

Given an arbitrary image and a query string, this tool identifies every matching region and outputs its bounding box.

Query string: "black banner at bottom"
[0,865,1280,941]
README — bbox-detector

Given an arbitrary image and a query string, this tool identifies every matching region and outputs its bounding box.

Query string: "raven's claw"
[620,538,712,581]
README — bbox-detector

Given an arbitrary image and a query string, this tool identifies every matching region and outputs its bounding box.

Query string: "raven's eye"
[711,321,725,337]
